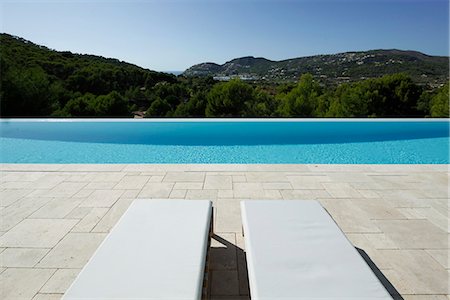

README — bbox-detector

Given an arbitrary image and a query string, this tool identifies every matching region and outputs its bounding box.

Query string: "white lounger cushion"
[63,199,212,300]
[241,200,392,300]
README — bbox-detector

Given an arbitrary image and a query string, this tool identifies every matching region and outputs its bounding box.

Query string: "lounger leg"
[202,207,214,300]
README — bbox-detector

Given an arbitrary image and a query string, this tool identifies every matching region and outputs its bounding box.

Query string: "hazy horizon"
[1,0,448,71]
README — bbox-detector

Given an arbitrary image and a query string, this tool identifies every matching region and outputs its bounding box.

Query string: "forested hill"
[0,33,448,118]
[184,50,449,86]
[0,33,176,116]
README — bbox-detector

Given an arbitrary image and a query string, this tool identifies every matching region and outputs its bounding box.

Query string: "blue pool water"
[0,120,448,164]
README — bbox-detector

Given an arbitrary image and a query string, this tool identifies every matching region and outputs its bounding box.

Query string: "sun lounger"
[240,200,393,299]
[63,199,213,300]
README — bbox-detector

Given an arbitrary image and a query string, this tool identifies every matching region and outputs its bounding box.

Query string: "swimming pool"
[0,119,448,164]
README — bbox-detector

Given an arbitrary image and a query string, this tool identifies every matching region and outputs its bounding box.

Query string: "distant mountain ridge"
[184,50,449,86]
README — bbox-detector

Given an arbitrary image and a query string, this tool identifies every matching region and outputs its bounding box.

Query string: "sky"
[1,0,449,71]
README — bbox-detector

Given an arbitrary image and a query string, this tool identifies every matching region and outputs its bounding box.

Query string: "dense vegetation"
[1,33,448,118]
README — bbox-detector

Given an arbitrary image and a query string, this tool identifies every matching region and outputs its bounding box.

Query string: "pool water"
[1,120,448,164]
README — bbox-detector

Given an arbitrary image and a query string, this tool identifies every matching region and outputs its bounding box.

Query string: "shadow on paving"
[208,234,250,300]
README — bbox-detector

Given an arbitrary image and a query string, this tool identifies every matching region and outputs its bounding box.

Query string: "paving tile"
[286,175,332,190]
[148,175,165,182]
[425,249,449,269]
[71,207,109,232]
[350,199,406,220]
[349,181,385,190]
[0,219,78,248]
[30,198,83,219]
[113,175,150,190]
[0,181,34,189]
[163,172,205,182]
[0,196,52,231]
[262,182,292,190]
[45,182,87,198]
[1,172,45,182]
[377,190,432,208]
[0,189,34,206]
[40,268,80,294]
[36,233,107,268]
[281,189,330,200]
[71,189,94,198]
[83,182,117,190]
[0,268,56,300]
[210,233,237,270]
[215,199,242,233]
[245,172,289,183]
[0,248,50,267]
[64,207,92,219]
[32,294,63,300]
[396,208,428,220]
[375,220,447,249]
[74,172,125,182]
[218,190,234,198]
[370,175,415,189]
[429,198,448,214]
[138,183,174,198]
[262,189,283,199]
[402,296,448,300]
[30,175,67,189]
[210,270,239,296]
[92,198,134,232]
[232,175,246,182]
[418,188,448,199]
[233,182,264,198]
[79,189,125,207]
[25,189,54,198]
[356,189,381,199]
[169,189,187,199]
[186,189,218,200]
[320,199,381,233]
[379,250,448,294]
[328,173,374,183]
[363,233,398,249]
[120,189,141,198]
[173,182,204,190]
[322,182,363,198]
[204,175,232,190]
[412,207,449,232]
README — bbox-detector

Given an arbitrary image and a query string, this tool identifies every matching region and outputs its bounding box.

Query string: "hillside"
[184,50,449,86]
[0,33,176,116]
[0,34,448,118]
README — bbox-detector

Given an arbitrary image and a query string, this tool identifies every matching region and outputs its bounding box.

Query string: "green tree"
[366,73,422,116]
[173,91,207,117]
[146,98,172,117]
[244,87,277,117]
[0,66,54,116]
[62,93,96,116]
[206,79,254,117]
[277,74,322,117]
[90,91,129,116]
[430,83,449,117]
[326,83,368,117]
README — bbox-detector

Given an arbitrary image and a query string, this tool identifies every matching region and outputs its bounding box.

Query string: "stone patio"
[0,164,448,300]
